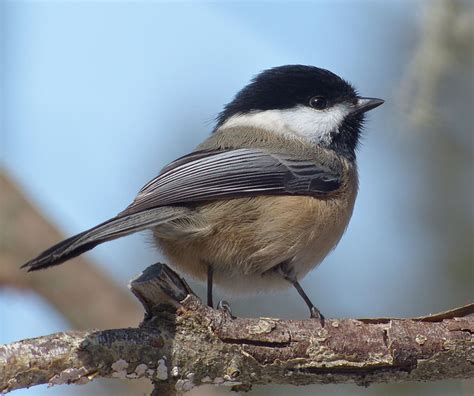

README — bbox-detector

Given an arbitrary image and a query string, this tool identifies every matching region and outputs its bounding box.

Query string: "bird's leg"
[292,280,325,324]
[206,265,234,317]
[207,264,213,308]
[277,261,325,325]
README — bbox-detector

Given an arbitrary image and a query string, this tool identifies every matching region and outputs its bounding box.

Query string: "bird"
[22,65,384,321]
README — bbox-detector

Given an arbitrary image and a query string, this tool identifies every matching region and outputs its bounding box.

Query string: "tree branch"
[0,263,472,394]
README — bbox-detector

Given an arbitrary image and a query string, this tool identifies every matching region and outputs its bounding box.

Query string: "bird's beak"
[350,97,384,114]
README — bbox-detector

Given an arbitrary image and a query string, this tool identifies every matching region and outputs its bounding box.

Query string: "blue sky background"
[1,1,472,396]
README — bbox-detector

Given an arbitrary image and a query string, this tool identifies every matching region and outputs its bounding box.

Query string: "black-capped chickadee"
[22,65,384,321]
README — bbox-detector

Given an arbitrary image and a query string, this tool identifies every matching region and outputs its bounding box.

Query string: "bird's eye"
[309,96,328,110]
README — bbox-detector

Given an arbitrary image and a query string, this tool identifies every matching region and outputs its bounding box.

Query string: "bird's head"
[215,65,384,161]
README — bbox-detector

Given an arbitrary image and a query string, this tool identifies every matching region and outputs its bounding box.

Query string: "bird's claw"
[310,307,325,327]
[217,300,235,319]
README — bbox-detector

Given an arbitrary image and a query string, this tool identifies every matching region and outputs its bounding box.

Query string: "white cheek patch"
[219,104,351,144]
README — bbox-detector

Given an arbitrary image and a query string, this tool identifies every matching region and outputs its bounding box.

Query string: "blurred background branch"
[397,0,473,313]
[0,171,143,329]
[0,170,151,394]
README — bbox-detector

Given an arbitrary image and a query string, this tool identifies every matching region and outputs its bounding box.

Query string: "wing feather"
[121,148,341,215]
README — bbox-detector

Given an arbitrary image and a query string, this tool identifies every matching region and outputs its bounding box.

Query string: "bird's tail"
[21,207,183,272]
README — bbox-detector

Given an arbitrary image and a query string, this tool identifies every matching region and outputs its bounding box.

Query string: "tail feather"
[21,207,184,271]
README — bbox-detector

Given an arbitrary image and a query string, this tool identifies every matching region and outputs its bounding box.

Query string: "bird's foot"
[310,307,325,327]
[217,300,236,319]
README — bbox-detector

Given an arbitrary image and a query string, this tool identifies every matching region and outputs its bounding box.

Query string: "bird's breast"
[154,166,358,292]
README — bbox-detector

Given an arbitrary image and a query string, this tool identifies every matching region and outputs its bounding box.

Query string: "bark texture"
[0,263,472,394]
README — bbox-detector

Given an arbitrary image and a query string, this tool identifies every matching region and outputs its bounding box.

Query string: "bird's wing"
[120,148,341,215]
[22,148,342,271]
